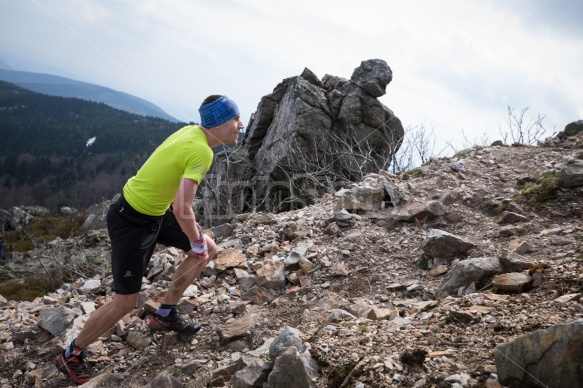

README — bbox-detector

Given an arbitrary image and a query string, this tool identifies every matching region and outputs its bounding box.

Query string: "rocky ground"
[0,136,582,388]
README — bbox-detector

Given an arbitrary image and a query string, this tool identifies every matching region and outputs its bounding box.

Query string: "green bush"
[516,172,563,205]
[402,167,423,181]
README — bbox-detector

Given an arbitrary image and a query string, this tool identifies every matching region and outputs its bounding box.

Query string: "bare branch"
[499,104,548,145]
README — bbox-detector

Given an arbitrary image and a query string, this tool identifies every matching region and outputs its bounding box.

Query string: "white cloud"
[0,0,581,152]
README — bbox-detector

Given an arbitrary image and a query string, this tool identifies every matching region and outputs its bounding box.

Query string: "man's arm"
[172,177,202,242]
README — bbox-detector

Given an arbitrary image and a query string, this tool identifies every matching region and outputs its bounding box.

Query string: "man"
[56,95,244,384]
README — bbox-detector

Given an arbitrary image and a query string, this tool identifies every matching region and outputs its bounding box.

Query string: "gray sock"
[155,304,177,317]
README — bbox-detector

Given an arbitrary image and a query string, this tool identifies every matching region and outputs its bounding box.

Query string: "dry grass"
[0,269,67,301]
[2,212,87,252]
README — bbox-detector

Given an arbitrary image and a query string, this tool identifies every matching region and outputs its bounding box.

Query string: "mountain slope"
[0,68,178,122]
[0,140,581,387]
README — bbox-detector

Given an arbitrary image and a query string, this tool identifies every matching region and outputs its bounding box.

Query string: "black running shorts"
[107,195,191,295]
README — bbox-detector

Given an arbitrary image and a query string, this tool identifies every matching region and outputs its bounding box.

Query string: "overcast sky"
[1,0,582,153]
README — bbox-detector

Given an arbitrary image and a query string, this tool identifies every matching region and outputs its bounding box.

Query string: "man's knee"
[112,293,139,315]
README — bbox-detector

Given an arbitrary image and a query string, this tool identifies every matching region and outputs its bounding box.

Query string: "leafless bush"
[499,105,549,145]
[390,124,448,173]
[269,125,403,211]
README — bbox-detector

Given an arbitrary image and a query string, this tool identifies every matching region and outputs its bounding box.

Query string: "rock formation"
[203,59,404,225]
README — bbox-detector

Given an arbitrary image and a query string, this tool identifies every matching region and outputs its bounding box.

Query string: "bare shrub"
[390,123,449,173]
[269,125,403,212]
[499,105,549,145]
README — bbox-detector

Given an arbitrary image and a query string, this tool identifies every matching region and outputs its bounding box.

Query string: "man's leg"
[75,293,138,348]
[162,235,216,304]
[149,235,216,333]
[55,293,138,384]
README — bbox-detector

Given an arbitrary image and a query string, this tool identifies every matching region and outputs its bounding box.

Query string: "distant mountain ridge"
[0,68,178,122]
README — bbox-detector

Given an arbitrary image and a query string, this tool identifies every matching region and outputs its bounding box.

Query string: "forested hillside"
[0,81,185,210]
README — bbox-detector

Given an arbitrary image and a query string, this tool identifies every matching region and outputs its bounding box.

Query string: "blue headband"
[198,96,240,128]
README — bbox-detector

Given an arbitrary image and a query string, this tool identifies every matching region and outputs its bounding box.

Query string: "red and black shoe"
[55,351,93,385]
[149,310,201,334]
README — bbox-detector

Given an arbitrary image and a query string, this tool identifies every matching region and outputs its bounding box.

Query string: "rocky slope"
[0,135,582,388]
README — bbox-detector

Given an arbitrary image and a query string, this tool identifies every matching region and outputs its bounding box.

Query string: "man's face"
[215,115,244,145]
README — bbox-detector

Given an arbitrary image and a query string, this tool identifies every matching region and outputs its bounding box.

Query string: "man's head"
[199,95,243,147]
[199,95,240,128]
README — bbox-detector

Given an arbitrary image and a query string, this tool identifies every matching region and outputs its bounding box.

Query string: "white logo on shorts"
[123,271,133,278]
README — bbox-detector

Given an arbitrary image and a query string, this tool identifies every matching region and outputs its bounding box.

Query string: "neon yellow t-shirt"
[123,125,213,216]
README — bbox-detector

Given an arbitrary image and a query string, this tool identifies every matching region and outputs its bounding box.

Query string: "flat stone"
[217,314,254,345]
[512,241,536,254]
[391,201,445,222]
[79,279,103,294]
[539,227,563,236]
[550,237,576,246]
[344,304,373,319]
[552,293,582,304]
[216,248,246,271]
[499,226,529,236]
[497,211,529,223]
[369,306,398,321]
[428,350,456,357]
[326,309,357,323]
[492,272,533,292]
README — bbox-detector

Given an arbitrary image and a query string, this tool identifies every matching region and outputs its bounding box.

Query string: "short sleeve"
[182,145,213,184]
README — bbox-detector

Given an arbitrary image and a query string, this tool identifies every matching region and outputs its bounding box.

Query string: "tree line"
[0,81,185,210]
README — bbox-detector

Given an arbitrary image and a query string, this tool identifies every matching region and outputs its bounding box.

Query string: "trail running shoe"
[149,310,202,334]
[55,352,92,385]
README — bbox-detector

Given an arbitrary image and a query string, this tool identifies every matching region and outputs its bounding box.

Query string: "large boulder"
[422,229,474,259]
[495,320,583,387]
[265,346,319,388]
[1,206,50,230]
[436,257,503,297]
[203,60,404,225]
[564,120,583,137]
[561,157,583,188]
[80,194,119,232]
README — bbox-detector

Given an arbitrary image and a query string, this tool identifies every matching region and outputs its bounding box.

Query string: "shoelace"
[66,356,91,378]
